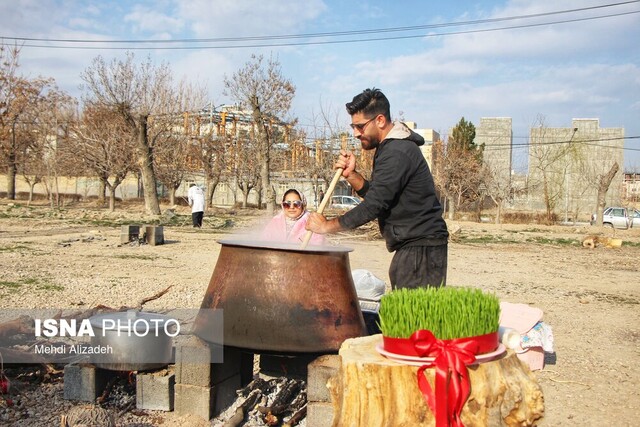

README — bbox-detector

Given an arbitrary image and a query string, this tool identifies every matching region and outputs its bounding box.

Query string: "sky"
[2,0,639,172]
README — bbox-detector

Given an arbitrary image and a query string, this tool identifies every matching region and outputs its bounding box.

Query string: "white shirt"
[187,186,205,213]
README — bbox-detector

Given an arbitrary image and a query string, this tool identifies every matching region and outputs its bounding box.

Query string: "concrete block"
[307,355,340,402]
[174,383,214,421]
[175,337,250,387]
[63,363,110,402]
[136,367,175,411]
[143,225,164,246]
[120,224,140,244]
[306,401,334,427]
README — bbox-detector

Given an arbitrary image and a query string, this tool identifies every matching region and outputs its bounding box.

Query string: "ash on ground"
[213,376,307,427]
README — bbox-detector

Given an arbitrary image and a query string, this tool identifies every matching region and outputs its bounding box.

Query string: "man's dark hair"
[345,88,391,121]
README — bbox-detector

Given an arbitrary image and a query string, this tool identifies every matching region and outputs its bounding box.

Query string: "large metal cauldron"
[194,239,367,353]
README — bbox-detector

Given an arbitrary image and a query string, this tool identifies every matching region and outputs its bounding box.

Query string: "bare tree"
[80,53,204,214]
[528,116,577,224]
[210,110,236,208]
[306,101,355,203]
[19,144,45,204]
[154,132,191,207]
[571,130,624,223]
[482,162,511,224]
[194,132,227,208]
[593,162,619,227]
[232,129,260,207]
[224,54,295,215]
[21,87,77,206]
[69,104,137,211]
[0,43,61,200]
[0,43,21,199]
[152,80,208,206]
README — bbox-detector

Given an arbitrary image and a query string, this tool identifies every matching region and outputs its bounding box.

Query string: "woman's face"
[282,192,304,219]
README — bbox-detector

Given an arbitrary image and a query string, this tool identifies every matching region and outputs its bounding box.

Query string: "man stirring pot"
[306,88,448,289]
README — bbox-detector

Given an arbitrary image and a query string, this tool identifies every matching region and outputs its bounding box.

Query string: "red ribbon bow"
[411,329,478,427]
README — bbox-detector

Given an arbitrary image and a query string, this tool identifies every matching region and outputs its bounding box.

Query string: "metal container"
[89,310,175,371]
[194,239,367,353]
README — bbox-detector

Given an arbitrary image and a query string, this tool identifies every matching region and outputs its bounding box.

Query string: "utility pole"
[564,127,578,224]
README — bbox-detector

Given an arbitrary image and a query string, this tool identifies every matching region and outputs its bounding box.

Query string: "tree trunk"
[595,162,619,227]
[28,182,36,206]
[261,154,273,214]
[98,177,107,206]
[328,335,544,427]
[206,177,219,209]
[108,186,117,212]
[136,115,161,215]
[7,149,17,200]
[542,174,555,225]
[54,174,60,208]
[495,200,503,224]
[243,191,249,208]
[475,195,484,222]
[253,111,273,215]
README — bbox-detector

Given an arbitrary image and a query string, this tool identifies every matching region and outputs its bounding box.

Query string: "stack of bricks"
[306,355,340,427]
[173,336,252,421]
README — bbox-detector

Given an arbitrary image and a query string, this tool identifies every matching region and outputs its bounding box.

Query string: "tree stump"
[327,334,544,427]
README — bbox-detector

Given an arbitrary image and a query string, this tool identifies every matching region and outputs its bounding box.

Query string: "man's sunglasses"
[349,116,377,132]
[282,200,303,209]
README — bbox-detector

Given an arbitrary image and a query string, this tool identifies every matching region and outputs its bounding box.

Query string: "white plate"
[376,343,506,366]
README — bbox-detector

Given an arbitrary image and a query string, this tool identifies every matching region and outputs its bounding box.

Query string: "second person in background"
[261,188,327,245]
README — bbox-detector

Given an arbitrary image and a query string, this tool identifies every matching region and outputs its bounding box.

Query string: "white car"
[330,195,361,210]
[631,209,640,228]
[591,207,632,229]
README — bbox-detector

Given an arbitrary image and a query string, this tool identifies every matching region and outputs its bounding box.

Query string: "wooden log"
[0,315,33,338]
[327,334,544,427]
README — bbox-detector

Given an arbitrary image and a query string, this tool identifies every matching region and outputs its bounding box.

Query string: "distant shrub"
[0,191,83,202]
[502,211,558,225]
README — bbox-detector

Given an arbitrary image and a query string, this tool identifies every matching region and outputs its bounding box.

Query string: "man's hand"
[336,150,357,179]
[306,212,328,234]
[336,150,366,192]
[306,212,344,234]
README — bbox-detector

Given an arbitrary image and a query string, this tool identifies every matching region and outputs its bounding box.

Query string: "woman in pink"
[261,189,327,245]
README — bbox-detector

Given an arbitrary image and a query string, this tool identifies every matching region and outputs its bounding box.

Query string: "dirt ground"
[0,199,638,426]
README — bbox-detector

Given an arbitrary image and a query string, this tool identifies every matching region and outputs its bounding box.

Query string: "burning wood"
[283,404,306,427]
[217,377,308,426]
[223,389,262,427]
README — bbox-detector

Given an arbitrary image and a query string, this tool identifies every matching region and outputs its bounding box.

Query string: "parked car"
[631,209,640,228]
[330,195,361,210]
[591,206,632,229]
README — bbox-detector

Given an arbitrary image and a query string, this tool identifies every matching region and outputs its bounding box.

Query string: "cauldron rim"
[217,238,353,253]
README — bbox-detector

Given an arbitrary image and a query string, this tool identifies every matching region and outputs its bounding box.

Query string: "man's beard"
[359,137,379,151]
